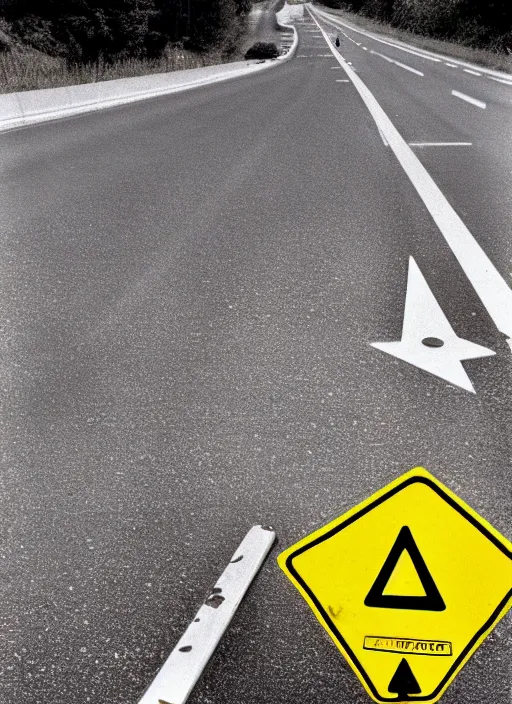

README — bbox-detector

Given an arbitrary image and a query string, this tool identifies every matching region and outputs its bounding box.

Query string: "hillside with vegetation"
[0,0,253,92]
[318,0,512,53]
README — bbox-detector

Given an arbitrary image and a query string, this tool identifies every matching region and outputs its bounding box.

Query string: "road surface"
[0,3,511,704]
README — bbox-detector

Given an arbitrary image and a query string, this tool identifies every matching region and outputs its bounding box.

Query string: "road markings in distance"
[312,4,512,77]
[451,90,487,108]
[409,142,473,147]
[137,526,276,704]
[312,3,512,82]
[312,6,442,62]
[370,50,424,76]
[463,68,482,76]
[488,76,512,86]
[308,8,512,345]
[372,258,495,393]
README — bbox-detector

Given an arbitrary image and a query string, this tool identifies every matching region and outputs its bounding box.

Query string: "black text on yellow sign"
[278,467,512,703]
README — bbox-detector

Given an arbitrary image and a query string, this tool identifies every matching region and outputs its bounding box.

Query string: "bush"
[244,41,279,59]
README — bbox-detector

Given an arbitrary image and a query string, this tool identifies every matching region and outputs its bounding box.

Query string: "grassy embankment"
[0,44,231,94]
[314,3,512,73]
[0,3,251,94]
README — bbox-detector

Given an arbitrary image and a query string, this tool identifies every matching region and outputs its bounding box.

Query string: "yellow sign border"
[278,467,512,703]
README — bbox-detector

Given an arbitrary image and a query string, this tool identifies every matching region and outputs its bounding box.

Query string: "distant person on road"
[335,36,340,47]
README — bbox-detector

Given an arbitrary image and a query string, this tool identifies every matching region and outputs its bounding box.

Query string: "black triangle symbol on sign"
[364,526,446,611]
[388,658,421,697]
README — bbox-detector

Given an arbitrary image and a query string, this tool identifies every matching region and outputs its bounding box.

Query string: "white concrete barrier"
[0,11,298,134]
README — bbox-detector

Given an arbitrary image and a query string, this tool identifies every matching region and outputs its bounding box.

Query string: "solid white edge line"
[310,4,512,80]
[370,50,424,76]
[308,7,512,344]
[138,526,276,704]
[488,76,512,86]
[451,90,487,108]
[378,126,389,146]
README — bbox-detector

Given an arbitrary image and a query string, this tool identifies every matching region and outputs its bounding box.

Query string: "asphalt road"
[0,4,511,704]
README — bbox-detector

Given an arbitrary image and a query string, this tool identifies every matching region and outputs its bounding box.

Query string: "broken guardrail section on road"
[137,525,276,704]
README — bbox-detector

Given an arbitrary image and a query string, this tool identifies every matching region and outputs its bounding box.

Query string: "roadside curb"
[0,14,298,135]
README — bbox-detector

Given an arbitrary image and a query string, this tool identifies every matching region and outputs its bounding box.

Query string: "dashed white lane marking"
[463,68,482,76]
[138,526,276,704]
[409,142,473,147]
[370,50,424,76]
[336,79,350,82]
[488,76,512,86]
[451,90,487,108]
[445,63,457,67]
[308,8,512,344]
[363,46,368,50]
[330,66,342,69]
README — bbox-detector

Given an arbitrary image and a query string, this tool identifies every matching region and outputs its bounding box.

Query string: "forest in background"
[318,0,512,53]
[1,0,511,93]
[0,0,253,64]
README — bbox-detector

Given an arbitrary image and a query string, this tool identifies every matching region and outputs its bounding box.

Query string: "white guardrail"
[137,526,276,704]
[0,8,298,134]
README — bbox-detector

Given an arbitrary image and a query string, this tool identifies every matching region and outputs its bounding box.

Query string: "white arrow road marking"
[371,258,495,393]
